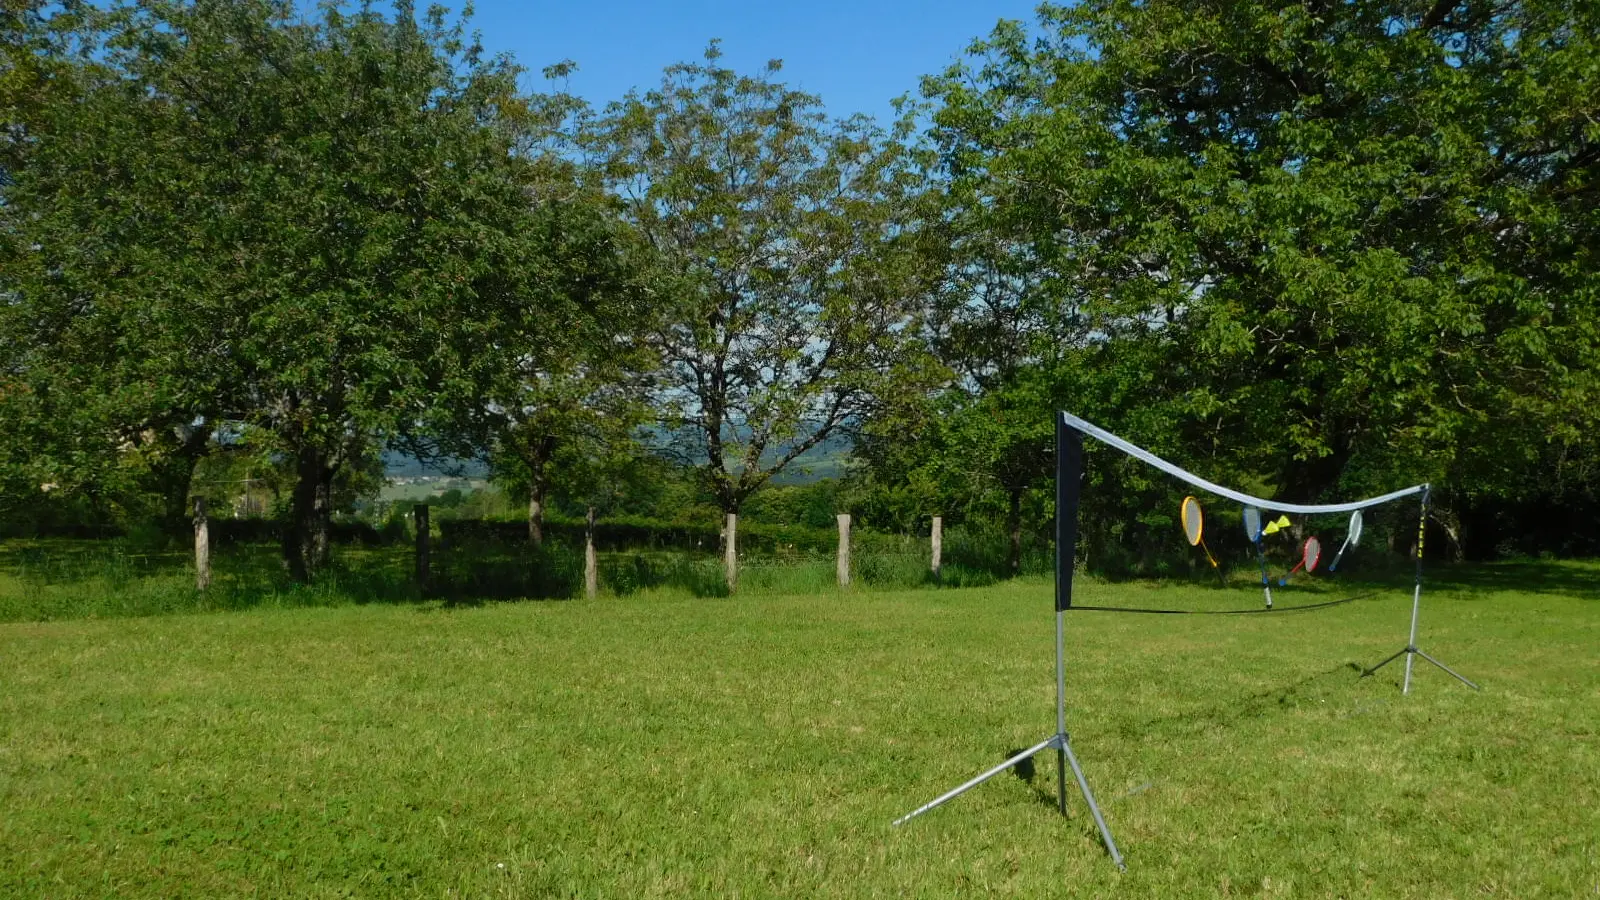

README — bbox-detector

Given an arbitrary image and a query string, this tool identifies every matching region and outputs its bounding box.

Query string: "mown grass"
[1,558,1596,897]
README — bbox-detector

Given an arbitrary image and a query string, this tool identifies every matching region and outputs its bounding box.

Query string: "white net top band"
[1060,412,1426,514]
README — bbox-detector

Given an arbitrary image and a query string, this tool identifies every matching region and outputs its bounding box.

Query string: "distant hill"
[382,430,856,485]
[767,434,853,485]
[382,451,488,479]
[645,427,855,486]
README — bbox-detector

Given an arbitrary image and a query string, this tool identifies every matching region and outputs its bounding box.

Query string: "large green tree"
[483,338,658,546]
[2,1,588,578]
[467,160,657,546]
[922,0,1600,550]
[585,45,931,528]
[2,1,169,523]
[858,194,1084,574]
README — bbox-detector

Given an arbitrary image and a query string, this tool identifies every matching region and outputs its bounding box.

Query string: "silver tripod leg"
[1362,647,1409,676]
[893,732,1126,870]
[1362,511,1477,694]
[1060,733,1124,869]
[892,737,1056,827]
[1414,648,1480,690]
[1364,644,1480,693]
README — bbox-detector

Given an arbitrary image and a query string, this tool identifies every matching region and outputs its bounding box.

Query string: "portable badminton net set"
[892,412,1478,869]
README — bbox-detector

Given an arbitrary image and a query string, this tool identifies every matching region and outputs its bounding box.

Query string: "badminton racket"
[1328,510,1363,571]
[1279,535,1322,585]
[1242,506,1273,608]
[1181,496,1219,569]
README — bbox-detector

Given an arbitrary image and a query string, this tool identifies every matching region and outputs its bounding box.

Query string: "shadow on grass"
[1089,555,1600,606]
[1118,662,1366,742]
[1421,558,1600,602]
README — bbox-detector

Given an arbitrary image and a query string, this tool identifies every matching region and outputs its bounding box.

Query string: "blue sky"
[446,1,1044,124]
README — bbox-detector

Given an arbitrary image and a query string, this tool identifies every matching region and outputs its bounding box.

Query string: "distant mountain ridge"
[381,451,488,479]
[383,431,853,485]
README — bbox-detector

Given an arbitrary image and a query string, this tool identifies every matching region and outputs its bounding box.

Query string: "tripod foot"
[1060,734,1125,869]
[1414,648,1480,691]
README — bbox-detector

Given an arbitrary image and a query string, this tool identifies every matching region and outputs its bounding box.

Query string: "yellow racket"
[1181,496,1218,569]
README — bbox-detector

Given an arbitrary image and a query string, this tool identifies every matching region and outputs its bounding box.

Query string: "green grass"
[1,561,1597,897]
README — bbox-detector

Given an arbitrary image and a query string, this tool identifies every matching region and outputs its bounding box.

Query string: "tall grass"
[0,526,1050,623]
[0,539,421,622]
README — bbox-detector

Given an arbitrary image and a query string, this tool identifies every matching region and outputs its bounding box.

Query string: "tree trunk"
[528,488,545,547]
[158,454,201,523]
[284,444,335,582]
[1007,487,1023,577]
[1432,504,1465,562]
[152,425,212,524]
[524,439,553,547]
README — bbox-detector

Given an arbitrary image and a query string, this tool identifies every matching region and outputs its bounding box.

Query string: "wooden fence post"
[193,497,210,592]
[415,504,430,589]
[931,515,942,581]
[724,513,738,593]
[585,506,598,600]
[837,513,852,588]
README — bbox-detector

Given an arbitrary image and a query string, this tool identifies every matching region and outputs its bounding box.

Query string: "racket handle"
[1328,539,1351,572]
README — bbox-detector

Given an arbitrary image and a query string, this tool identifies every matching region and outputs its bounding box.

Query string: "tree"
[921,0,1600,554]
[2,1,587,579]
[486,352,657,545]
[404,62,659,548]
[585,45,929,534]
[1,2,112,519]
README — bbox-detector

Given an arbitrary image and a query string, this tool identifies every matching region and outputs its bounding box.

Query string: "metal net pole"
[1403,485,1429,694]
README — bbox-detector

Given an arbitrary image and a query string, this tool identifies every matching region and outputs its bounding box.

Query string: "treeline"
[3,0,1597,585]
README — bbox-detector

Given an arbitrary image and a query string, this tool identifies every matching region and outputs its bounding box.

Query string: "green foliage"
[913,0,1600,549]
[738,480,846,530]
[7,0,1599,570]
[1,1,602,580]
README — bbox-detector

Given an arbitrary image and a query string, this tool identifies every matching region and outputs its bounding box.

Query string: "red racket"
[1280,536,1322,585]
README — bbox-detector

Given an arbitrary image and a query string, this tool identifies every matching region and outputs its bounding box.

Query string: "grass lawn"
[1,561,1596,897]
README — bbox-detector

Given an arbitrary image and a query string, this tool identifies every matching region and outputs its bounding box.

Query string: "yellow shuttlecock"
[1262,515,1292,536]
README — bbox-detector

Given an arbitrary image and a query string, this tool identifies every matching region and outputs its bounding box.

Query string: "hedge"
[437,514,917,556]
